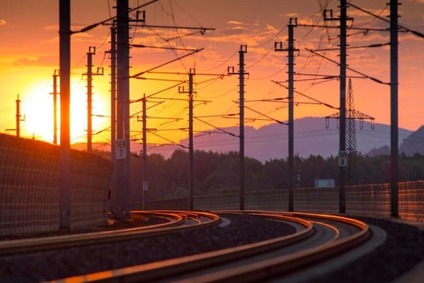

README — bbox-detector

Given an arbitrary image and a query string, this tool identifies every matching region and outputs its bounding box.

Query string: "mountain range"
[137,117,414,163]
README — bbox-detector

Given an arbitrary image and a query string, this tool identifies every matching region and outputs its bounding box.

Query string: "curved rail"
[0,210,219,256]
[53,211,369,282]
[52,211,314,282]
[177,211,370,283]
[148,210,221,227]
[3,211,369,282]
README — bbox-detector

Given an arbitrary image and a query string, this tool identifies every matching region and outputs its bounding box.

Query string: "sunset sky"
[0,0,423,149]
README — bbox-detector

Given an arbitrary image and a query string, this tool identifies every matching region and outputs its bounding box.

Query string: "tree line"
[123,149,424,202]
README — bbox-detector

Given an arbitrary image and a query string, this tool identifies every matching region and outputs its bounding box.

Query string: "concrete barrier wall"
[0,134,112,236]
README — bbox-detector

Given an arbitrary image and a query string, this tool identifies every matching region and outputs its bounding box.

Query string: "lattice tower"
[325,79,375,184]
[325,79,375,146]
[346,79,356,152]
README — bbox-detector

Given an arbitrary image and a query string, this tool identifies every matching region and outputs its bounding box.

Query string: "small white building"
[314,179,336,188]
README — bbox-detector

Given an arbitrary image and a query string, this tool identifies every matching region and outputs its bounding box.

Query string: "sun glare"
[21,78,110,145]
[20,80,54,142]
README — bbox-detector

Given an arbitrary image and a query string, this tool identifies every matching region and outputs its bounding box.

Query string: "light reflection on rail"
[48,211,369,283]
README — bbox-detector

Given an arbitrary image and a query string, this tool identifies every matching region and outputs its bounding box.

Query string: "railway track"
[0,210,220,256]
[40,210,370,283]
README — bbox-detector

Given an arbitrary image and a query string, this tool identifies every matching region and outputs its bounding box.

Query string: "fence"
[2,132,423,237]
[0,134,112,236]
[144,182,424,222]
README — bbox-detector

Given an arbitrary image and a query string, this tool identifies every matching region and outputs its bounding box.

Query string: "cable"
[246,45,274,68]
[272,80,338,110]
[203,50,238,72]
[306,48,390,85]
[171,0,205,28]
[353,4,389,29]
[251,25,288,48]
[348,1,424,38]
[194,117,239,137]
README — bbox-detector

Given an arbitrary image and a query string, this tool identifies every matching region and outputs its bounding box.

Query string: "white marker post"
[115,139,127,160]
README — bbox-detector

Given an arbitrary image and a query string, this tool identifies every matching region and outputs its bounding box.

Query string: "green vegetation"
[127,149,424,201]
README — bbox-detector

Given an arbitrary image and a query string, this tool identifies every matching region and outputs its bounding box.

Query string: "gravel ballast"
[308,217,424,283]
[0,213,296,282]
[1,214,423,283]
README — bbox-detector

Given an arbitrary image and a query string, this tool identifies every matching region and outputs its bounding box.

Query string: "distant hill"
[76,117,413,163]
[366,145,390,157]
[400,126,424,156]
[149,117,412,162]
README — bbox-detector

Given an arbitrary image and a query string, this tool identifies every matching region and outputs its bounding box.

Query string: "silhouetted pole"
[178,69,196,210]
[239,46,247,210]
[142,94,147,210]
[275,18,298,212]
[109,26,118,213]
[287,21,295,212]
[339,0,347,214]
[85,46,103,153]
[59,0,71,229]
[116,0,131,220]
[325,0,349,213]
[86,47,95,152]
[15,95,21,137]
[6,95,25,137]
[52,70,59,145]
[228,45,248,210]
[390,0,399,217]
[188,70,194,210]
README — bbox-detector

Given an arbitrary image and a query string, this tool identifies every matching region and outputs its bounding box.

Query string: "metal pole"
[142,94,147,210]
[188,70,194,210]
[15,95,21,138]
[110,26,117,214]
[339,0,347,214]
[390,0,399,217]
[87,47,94,153]
[53,70,59,145]
[59,0,71,230]
[239,45,247,211]
[116,0,131,220]
[287,20,296,212]
[274,19,298,212]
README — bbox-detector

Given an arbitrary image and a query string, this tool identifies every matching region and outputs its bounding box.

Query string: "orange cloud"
[227,20,245,26]
[13,56,57,67]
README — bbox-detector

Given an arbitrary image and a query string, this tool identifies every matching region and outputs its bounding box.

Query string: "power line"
[194,117,239,137]
[314,42,390,51]
[131,48,204,78]
[71,0,160,34]
[347,1,424,38]
[306,48,390,85]
[272,80,338,109]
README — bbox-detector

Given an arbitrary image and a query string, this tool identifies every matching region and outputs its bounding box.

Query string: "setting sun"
[20,77,110,145]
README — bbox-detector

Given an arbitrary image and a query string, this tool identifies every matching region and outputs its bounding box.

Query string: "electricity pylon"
[325,79,375,184]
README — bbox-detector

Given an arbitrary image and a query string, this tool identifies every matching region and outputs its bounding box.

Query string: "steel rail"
[174,211,370,283]
[146,210,222,228]
[248,210,368,232]
[53,212,369,282]
[51,212,314,283]
[0,210,219,256]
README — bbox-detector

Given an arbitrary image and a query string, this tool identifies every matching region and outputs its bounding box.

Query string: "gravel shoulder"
[309,217,424,283]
